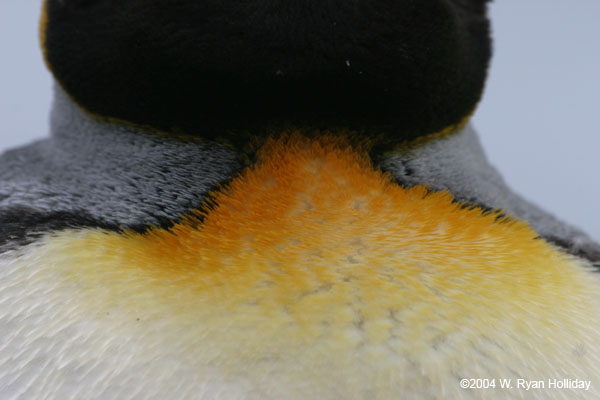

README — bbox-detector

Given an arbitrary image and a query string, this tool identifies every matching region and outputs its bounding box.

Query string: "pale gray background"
[0,1,598,241]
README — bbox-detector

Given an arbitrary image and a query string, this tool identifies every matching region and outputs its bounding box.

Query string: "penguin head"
[41,0,491,140]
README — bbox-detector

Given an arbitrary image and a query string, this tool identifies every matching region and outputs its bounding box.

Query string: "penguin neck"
[43,85,241,229]
[46,85,599,263]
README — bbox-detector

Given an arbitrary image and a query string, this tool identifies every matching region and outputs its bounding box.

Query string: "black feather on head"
[43,0,492,140]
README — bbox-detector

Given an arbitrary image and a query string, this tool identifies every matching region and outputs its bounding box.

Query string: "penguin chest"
[2,136,600,399]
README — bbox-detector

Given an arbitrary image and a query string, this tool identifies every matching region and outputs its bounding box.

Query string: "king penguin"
[1,1,600,399]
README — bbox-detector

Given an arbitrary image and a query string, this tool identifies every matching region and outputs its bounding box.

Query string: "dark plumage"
[43,0,491,139]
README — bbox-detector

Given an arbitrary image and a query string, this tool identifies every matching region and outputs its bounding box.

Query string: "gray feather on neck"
[0,86,240,228]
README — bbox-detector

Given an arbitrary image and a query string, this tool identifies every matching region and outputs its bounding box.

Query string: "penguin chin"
[42,0,491,139]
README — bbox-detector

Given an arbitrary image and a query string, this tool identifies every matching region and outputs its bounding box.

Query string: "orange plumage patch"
[30,132,600,396]
[61,132,595,328]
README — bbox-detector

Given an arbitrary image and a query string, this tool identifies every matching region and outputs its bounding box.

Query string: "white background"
[0,1,598,241]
